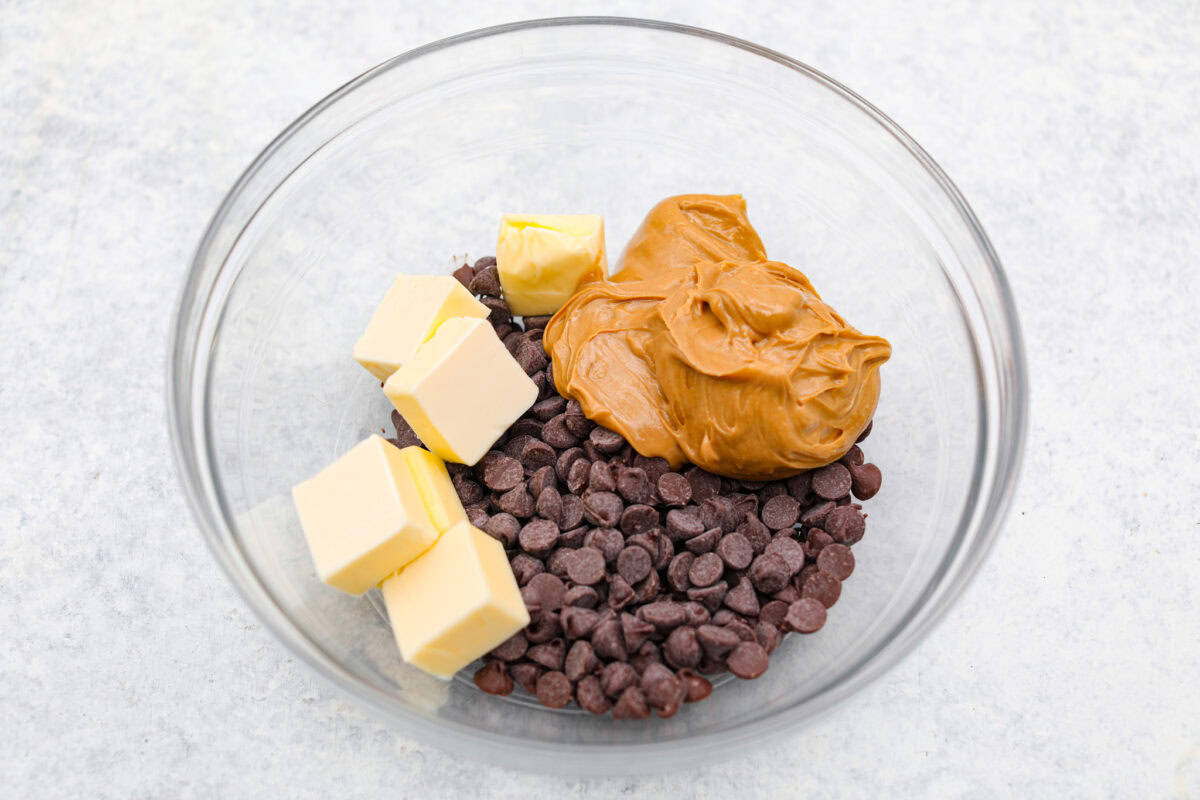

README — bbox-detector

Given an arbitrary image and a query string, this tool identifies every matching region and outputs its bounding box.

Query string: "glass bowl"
[168,17,1027,776]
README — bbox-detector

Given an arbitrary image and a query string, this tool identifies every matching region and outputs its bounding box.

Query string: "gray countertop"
[2,1,1197,797]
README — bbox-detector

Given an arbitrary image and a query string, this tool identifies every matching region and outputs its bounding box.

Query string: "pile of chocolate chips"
[387,256,883,720]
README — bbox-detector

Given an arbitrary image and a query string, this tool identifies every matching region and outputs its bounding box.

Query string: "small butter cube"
[399,446,466,533]
[291,435,439,595]
[381,521,529,678]
[496,214,607,316]
[383,317,537,465]
[354,275,489,380]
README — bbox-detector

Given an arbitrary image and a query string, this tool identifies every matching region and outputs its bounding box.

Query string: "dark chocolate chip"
[452,263,475,288]
[684,467,721,503]
[685,528,721,554]
[541,415,579,449]
[749,552,791,594]
[761,494,801,530]
[785,597,827,633]
[737,516,771,555]
[484,512,520,547]
[849,462,882,500]
[525,610,561,643]
[576,675,612,714]
[588,426,626,455]
[527,638,566,670]
[716,532,754,570]
[586,527,625,563]
[619,504,658,536]
[801,570,842,608]
[559,495,585,530]
[531,396,567,422]
[564,639,599,682]
[811,462,852,500]
[686,580,728,612]
[681,602,710,627]
[679,669,713,702]
[723,577,760,616]
[489,631,528,661]
[760,600,790,628]
[509,554,543,585]
[727,640,769,679]
[607,573,635,610]
[639,600,686,632]
[480,295,512,326]
[665,507,705,541]
[498,484,535,518]
[620,612,656,653]
[563,584,599,609]
[587,461,617,493]
[696,624,740,659]
[473,660,513,695]
[561,606,601,639]
[612,686,650,720]
[632,569,661,604]
[566,458,592,494]
[466,505,490,530]
[800,500,836,528]
[535,486,563,523]
[481,452,524,491]
[755,621,782,654]
[468,264,502,296]
[567,547,606,585]
[591,618,627,661]
[518,518,558,555]
[616,545,653,584]
[817,543,855,580]
[839,444,865,467]
[601,661,638,698]
[856,419,873,442]
[688,552,724,587]
[764,536,806,575]
[582,491,623,527]
[616,467,652,504]
[535,670,572,708]
[527,572,565,611]
[824,505,866,544]
[667,552,695,592]
[656,472,692,506]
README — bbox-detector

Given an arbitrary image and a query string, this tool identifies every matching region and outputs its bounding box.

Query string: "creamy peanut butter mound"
[544,194,891,481]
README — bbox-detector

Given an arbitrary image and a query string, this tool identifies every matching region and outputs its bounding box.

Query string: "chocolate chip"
[839,444,865,467]
[588,426,626,454]
[639,601,686,632]
[586,527,624,563]
[535,486,563,523]
[562,606,601,639]
[632,569,661,604]
[563,584,599,608]
[800,500,836,528]
[667,552,695,592]
[687,580,728,611]
[473,660,513,695]
[452,473,484,505]
[558,496,584,530]
[564,640,598,682]
[616,545,653,584]
[723,577,760,616]
[665,507,705,541]
[535,671,572,708]
[567,547,606,585]
[575,675,611,714]
[518,439,553,471]
[685,528,720,554]
[616,467,652,504]
[545,547,575,578]
[509,663,542,695]
[527,638,566,670]
[655,472,692,506]
[526,465,555,498]
[817,543,855,580]
[601,661,638,698]
[525,610,561,643]
[784,471,811,499]
[484,512,520,547]
[612,686,650,720]
[489,631,528,661]
[736,516,771,555]
[481,453,523,491]
[606,575,635,611]
[509,554,543,585]
[716,532,754,570]
[527,572,565,611]
[681,602,710,627]
[452,263,475,288]
[748,553,790,594]
[640,662,685,712]
[856,419,873,442]
[473,255,496,270]
[688,552,724,587]
[583,491,623,527]
[466,505,490,530]
[541,415,579,449]
[498,484,535,517]
[502,434,534,459]
[760,482,788,501]
[630,640,662,674]
[518,518,559,555]
[824,505,866,544]
[760,600,790,628]
[654,533,675,570]
[755,621,782,654]
[513,338,547,375]
[684,467,721,503]
[480,295,512,326]
[696,624,740,659]
[801,570,842,608]
[679,669,713,702]
[811,462,852,500]
[564,405,593,438]
[621,612,655,652]
[531,396,567,422]
[764,536,806,575]
[727,641,770,679]
[503,330,523,355]
[587,461,617,493]
[782,597,825,633]
[468,263,502,296]
[564,458,590,494]
[849,462,882,500]
[803,528,834,559]
[591,618,627,661]
[761,494,801,530]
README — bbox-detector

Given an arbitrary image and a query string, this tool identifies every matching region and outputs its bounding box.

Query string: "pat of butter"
[383,317,537,465]
[399,446,466,533]
[291,435,439,595]
[353,275,489,381]
[381,521,529,679]
[496,214,607,316]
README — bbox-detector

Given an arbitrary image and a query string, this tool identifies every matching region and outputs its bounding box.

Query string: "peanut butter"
[544,195,891,480]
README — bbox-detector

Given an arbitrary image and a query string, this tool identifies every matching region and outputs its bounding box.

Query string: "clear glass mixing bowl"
[168,17,1027,776]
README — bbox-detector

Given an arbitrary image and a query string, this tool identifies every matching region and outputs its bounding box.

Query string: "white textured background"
[2,1,1198,797]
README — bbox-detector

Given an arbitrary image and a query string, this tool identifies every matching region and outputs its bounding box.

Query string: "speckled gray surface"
[2,1,1198,797]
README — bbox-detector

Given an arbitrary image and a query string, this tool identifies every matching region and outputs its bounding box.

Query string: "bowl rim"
[167,15,1028,773]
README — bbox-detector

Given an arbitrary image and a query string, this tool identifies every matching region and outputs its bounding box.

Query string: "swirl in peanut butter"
[544,194,891,480]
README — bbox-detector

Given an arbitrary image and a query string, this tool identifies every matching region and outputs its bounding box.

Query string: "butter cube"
[496,214,607,316]
[381,521,529,678]
[354,275,489,380]
[291,435,439,595]
[399,446,466,533]
[383,317,537,465]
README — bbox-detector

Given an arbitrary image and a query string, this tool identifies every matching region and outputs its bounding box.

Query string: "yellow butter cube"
[399,446,466,533]
[383,317,537,465]
[353,275,489,381]
[291,435,439,595]
[496,214,607,316]
[381,521,529,679]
